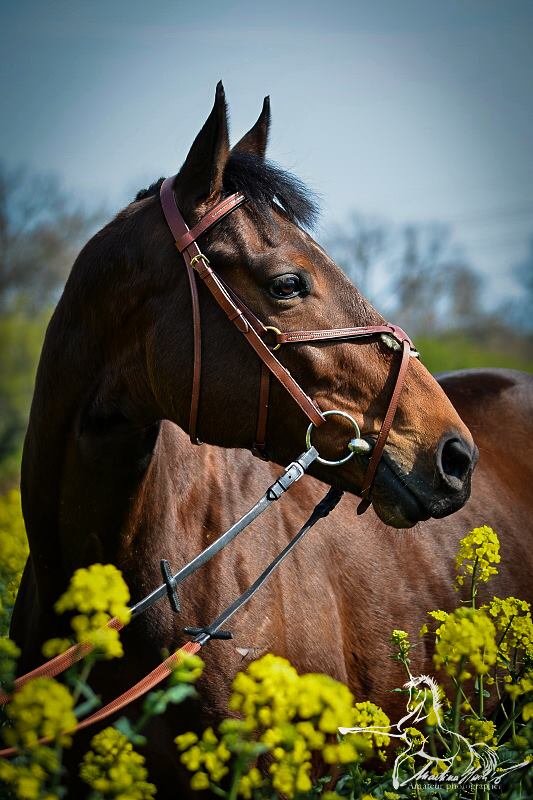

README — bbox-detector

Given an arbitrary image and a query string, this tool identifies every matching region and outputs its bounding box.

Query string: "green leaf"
[142,684,196,716]
[115,717,147,746]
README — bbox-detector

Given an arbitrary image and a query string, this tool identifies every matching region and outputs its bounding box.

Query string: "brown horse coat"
[9,85,532,795]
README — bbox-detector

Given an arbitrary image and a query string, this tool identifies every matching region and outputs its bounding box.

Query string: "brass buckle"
[190,253,210,270]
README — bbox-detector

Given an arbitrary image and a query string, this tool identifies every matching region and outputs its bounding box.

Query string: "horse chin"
[369,464,431,529]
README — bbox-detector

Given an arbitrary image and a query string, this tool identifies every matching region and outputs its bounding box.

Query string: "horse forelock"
[134,152,320,231]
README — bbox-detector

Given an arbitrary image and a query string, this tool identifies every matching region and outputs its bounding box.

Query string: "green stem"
[435,727,452,754]
[452,676,480,719]
[496,702,523,741]
[491,674,509,722]
[227,757,244,800]
[497,616,515,649]
[400,652,412,680]
[470,557,479,609]
[72,658,94,708]
[452,660,465,733]
[210,784,228,798]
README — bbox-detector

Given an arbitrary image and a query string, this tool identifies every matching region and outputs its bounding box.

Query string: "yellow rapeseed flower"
[466,717,497,745]
[0,635,20,688]
[455,526,500,588]
[2,677,76,750]
[177,726,231,787]
[53,563,131,659]
[344,701,391,761]
[484,596,533,660]
[0,489,28,634]
[79,726,156,799]
[391,629,410,658]
[230,653,299,727]
[433,607,498,676]
[0,746,60,799]
[237,766,263,798]
[504,672,533,702]
[170,651,204,684]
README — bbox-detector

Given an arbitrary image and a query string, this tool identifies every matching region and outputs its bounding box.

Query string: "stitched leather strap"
[160,177,325,448]
[175,194,246,253]
[276,325,414,347]
[191,258,324,425]
[253,363,271,458]
[357,338,411,514]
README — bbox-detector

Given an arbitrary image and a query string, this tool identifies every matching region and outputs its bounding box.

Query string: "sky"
[1,0,532,308]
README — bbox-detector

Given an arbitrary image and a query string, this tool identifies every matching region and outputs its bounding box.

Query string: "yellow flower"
[484,596,533,660]
[2,677,76,750]
[349,701,391,755]
[466,717,497,745]
[41,637,71,658]
[0,745,60,799]
[0,635,20,688]
[297,672,354,731]
[238,766,262,798]
[0,489,28,634]
[455,525,500,589]
[175,731,199,750]
[504,672,533,702]
[79,726,156,798]
[190,770,210,791]
[54,563,131,659]
[230,654,299,726]
[170,651,204,684]
[405,727,425,745]
[177,726,230,784]
[433,607,498,676]
[391,629,410,657]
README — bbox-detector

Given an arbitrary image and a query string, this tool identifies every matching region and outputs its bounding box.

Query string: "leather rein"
[160,176,418,513]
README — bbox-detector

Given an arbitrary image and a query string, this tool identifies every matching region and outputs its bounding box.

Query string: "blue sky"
[1,0,532,307]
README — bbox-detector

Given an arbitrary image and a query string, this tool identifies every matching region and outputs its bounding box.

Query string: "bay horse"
[10,85,532,796]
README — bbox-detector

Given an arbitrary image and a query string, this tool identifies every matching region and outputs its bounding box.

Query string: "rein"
[0,448,341,756]
[159,176,418,510]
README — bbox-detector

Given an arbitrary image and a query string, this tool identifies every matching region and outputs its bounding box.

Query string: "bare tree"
[0,162,103,312]
[446,263,483,330]
[392,223,454,334]
[324,213,388,300]
[507,236,533,330]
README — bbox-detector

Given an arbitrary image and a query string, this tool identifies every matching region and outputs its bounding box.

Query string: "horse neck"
[20,283,164,605]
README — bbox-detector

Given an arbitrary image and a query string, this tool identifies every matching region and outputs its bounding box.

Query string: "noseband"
[160,177,418,513]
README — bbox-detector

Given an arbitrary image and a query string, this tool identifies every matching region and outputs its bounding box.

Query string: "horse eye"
[269,274,305,300]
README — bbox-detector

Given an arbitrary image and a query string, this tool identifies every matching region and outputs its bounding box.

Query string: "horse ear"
[233,96,270,159]
[175,81,230,214]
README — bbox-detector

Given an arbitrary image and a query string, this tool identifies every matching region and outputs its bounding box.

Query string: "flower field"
[0,490,531,799]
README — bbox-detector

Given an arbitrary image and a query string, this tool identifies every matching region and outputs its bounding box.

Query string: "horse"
[9,84,532,796]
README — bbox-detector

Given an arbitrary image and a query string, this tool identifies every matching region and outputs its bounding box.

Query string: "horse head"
[402,674,443,727]
[70,83,477,529]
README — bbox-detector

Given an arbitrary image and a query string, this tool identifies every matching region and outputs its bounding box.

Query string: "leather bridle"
[160,176,418,513]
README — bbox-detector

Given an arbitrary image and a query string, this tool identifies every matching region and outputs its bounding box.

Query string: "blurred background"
[0,0,532,489]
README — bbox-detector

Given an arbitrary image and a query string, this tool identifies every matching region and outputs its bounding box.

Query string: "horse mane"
[134,151,320,230]
[405,674,442,714]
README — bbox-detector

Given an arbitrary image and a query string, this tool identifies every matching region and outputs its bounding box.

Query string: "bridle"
[160,176,418,513]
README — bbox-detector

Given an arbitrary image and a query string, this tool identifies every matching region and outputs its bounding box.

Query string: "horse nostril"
[437,435,474,490]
